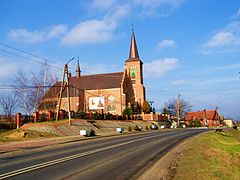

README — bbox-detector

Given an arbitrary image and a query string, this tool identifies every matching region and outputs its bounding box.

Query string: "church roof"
[126,31,141,62]
[43,72,124,98]
[69,72,124,90]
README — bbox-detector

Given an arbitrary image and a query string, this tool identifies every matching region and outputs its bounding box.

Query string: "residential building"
[185,109,221,127]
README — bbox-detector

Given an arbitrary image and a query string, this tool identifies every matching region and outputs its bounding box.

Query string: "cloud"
[8,24,67,44]
[61,20,115,45]
[172,79,185,85]
[204,9,240,48]
[89,0,117,11]
[144,58,178,78]
[209,63,240,71]
[132,0,183,16]
[205,32,235,47]
[0,58,18,78]
[61,5,130,45]
[157,39,176,49]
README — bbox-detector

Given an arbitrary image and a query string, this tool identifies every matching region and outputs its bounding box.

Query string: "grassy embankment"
[0,129,57,142]
[173,128,240,179]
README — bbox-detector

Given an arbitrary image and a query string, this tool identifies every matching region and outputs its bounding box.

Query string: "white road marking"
[0,130,195,179]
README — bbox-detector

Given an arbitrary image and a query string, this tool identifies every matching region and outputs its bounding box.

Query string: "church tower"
[76,58,81,78]
[125,30,146,106]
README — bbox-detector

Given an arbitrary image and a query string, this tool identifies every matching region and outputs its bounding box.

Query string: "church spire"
[128,29,140,60]
[76,57,81,78]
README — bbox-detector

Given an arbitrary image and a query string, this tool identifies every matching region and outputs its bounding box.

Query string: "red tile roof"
[42,72,124,99]
[185,110,219,121]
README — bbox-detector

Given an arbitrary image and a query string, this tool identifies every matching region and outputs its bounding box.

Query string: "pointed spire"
[129,29,140,59]
[76,57,81,78]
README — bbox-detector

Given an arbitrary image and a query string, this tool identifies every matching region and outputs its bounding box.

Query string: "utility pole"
[177,94,181,127]
[56,57,74,126]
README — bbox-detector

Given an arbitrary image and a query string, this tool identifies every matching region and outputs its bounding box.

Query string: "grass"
[173,128,240,180]
[0,129,57,142]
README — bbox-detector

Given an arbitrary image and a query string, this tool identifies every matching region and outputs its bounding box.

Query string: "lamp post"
[149,100,154,112]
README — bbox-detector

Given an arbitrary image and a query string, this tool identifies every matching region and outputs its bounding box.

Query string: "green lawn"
[173,129,240,180]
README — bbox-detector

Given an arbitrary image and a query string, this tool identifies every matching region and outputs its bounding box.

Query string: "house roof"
[42,72,124,99]
[185,110,219,121]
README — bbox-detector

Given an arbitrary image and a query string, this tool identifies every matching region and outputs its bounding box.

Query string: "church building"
[38,31,146,115]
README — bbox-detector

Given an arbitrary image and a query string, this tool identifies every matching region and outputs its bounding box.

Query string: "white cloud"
[158,39,176,48]
[172,79,185,85]
[89,0,117,11]
[132,0,183,16]
[47,25,68,39]
[0,59,18,78]
[205,32,235,47]
[204,9,240,48]
[8,24,67,43]
[61,5,130,45]
[209,63,240,71]
[61,20,115,45]
[144,58,178,78]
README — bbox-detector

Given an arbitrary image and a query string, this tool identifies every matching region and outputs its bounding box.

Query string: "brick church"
[38,31,146,115]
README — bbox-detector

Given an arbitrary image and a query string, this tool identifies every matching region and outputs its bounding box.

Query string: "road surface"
[0,129,207,180]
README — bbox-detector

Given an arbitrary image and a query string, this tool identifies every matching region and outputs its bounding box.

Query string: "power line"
[0,42,63,69]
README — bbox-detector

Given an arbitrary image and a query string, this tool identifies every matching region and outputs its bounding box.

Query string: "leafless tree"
[0,93,17,119]
[163,98,192,118]
[14,62,56,115]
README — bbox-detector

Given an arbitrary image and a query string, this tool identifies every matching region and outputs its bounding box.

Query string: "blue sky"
[0,0,240,120]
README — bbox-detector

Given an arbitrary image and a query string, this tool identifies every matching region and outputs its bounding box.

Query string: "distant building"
[38,31,146,115]
[223,119,234,127]
[185,109,221,127]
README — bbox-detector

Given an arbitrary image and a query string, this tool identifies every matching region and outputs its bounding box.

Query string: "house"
[185,109,221,127]
[38,31,146,115]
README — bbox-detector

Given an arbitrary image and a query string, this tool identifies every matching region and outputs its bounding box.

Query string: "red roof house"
[185,109,220,127]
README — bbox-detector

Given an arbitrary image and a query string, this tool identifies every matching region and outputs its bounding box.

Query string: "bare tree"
[163,98,192,118]
[0,93,17,119]
[14,62,56,115]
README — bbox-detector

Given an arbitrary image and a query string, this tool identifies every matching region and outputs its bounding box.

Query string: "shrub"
[128,126,133,132]
[40,113,47,122]
[134,125,142,131]
[93,112,103,120]
[105,112,116,120]
[145,125,149,131]
[90,129,96,136]
[75,111,87,119]
[122,107,133,118]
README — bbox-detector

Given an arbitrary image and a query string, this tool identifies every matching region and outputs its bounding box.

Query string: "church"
[38,31,146,115]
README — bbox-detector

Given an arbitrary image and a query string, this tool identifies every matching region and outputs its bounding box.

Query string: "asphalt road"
[0,129,208,180]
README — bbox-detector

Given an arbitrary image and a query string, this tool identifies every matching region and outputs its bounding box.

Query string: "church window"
[130,68,136,78]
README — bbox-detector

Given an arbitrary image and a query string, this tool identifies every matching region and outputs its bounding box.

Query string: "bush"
[40,113,47,122]
[105,113,116,120]
[145,125,149,131]
[122,107,133,118]
[128,126,133,132]
[134,125,142,131]
[75,111,87,119]
[90,129,96,136]
[92,112,103,120]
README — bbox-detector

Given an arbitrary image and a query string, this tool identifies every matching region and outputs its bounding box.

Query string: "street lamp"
[149,100,154,112]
